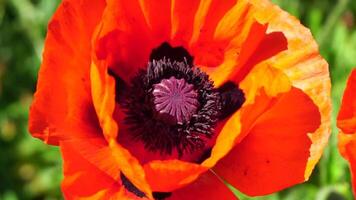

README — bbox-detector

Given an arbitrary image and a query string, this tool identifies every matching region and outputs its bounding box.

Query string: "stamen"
[111,42,245,157]
[218,81,245,119]
[121,173,172,199]
[152,76,199,124]
[121,173,146,198]
[150,42,193,66]
[153,192,172,200]
[108,69,128,104]
[123,57,221,155]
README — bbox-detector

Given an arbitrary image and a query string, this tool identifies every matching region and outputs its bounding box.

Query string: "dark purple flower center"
[109,42,245,157]
[152,76,199,124]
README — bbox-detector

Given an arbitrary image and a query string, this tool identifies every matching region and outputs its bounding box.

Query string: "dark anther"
[124,58,221,156]
[153,192,172,200]
[218,81,245,120]
[196,148,212,163]
[115,42,245,158]
[121,173,172,199]
[150,42,194,66]
[121,173,146,198]
[108,69,128,104]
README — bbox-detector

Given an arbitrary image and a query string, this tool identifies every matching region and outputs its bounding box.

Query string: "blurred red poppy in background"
[29,0,331,199]
[338,69,356,197]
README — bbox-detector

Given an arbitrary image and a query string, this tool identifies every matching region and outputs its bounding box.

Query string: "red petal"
[90,63,153,198]
[231,30,287,83]
[170,0,201,45]
[188,0,237,67]
[169,171,238,200]
[202,22,287,87]
[61,138,121,181]
[28,0,106,144]
[339,133,356,196]
[94,0,158,83]
[337,69,356,196]
[337,69,356,134]
[143,160,208,192]
[139,0,171,41]
[214,87,321,196]
[249,0,331,178]
[60,141,127,199]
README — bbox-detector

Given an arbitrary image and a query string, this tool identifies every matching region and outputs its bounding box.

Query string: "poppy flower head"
[28,0,331,199]
[114,42,245,156]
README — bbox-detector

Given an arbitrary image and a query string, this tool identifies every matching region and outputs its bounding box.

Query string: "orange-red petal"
[229,29,287,83]
[337,69,356,195]
[200,63,292,171]
[209,0,330,186]
[138,0,172,41]
[94,0,159,83]
[188,0,238,67]
[339,133,356,196]
[337,69,356,134]
[60,141,127,199]
[28,0,106,144]
[239,63,292,105]
[60,138,121,181]
[90,62,153,198]
[169,171,238,200]
[170,0,201,45]
[143,160,208,192]
[200,20,287,88]
[248,0,331,179]
[214,87,321,196]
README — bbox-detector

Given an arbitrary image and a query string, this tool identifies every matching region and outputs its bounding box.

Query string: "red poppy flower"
[29,0,331,199]
[337,69,356,196]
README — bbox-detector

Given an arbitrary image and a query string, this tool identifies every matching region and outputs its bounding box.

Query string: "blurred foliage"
[0,0,355,199]
[0,0,62,199]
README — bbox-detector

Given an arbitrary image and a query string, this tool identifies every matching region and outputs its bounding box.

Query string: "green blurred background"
[0,0,355,199]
